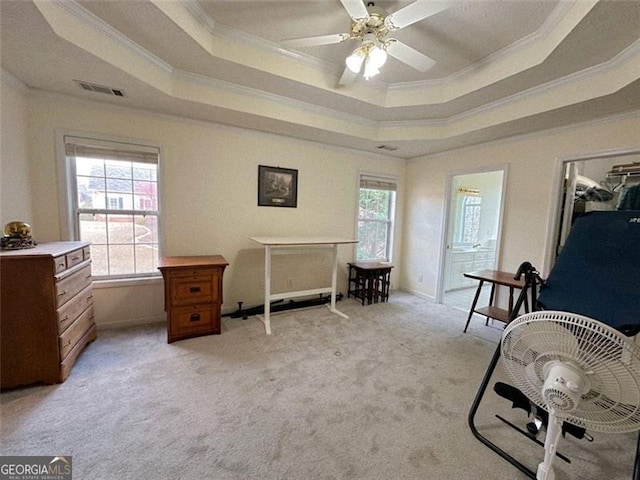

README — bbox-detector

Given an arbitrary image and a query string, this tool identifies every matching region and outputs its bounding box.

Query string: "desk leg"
[327,243,348,319]
[464,280,484,333]
[257,245,272,335]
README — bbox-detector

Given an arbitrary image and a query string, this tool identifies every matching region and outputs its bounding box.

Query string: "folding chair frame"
[466,261,640,480]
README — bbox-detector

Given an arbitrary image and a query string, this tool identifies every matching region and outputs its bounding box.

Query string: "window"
[456,194,482,245]
[64,136,160,279]
[357,175,397,261]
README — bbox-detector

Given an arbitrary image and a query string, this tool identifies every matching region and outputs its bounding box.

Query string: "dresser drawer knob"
[190,313,201,322]
[61,315,70,323]
[58,290,67,297]
[189,286,201,293]
[71,256,80,261]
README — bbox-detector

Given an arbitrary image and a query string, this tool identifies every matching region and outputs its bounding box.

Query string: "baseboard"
[96,314,165,330]
[398,287,436,302]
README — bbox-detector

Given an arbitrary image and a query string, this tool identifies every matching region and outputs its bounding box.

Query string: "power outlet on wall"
[287,278,293,288]
[417,274,423,284]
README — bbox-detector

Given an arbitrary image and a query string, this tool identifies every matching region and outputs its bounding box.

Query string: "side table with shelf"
[462,269,528,333]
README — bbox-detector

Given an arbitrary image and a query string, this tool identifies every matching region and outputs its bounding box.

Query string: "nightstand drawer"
[169,305,220,338]
[169,274,219,306]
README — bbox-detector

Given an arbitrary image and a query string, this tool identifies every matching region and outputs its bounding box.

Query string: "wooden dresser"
[158,255,228,343]
[0,241,97,388]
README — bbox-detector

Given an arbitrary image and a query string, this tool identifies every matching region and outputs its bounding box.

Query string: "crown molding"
[51,0,173,75]
[383,39,640,130]
[389,1,577,92]
[1,68,29,94]
[173,69,377,129]
[181,0,342,75]
[407,110,640,163]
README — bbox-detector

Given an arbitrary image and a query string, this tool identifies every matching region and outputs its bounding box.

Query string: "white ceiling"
[1,0,639,159]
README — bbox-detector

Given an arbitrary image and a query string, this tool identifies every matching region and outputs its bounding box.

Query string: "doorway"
[439,169,506,310]
[545,147,640,274]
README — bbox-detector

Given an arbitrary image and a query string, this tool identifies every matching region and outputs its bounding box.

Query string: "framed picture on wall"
[258,165,298,208]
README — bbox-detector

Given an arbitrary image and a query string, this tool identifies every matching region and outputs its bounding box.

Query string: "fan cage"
[501,311,640,433]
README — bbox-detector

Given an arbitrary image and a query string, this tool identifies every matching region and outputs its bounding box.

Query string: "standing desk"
[249,237,358,334]
[462,269,527,333]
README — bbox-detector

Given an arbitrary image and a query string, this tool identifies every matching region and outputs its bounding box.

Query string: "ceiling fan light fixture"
[363,58,381,80]
[346,48,366,73]
[368,44,387,69]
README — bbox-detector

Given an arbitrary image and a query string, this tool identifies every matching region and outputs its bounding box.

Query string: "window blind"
[64,136,159,164]
[360,176,397,192]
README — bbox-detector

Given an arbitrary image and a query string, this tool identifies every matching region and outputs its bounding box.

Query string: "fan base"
[537,462,555,480]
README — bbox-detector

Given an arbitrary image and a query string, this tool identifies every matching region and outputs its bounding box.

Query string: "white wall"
[20,89,406,326]
[402,114,640,299]
[4,72,639,327]
[0,70,32,227]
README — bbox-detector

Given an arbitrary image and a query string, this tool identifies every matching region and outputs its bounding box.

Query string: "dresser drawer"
[53,254,67,274]
[56,264,92,308]
[57,285,93,334]
[65,249,85,269]
[169,305,220,338]
[59,305,95,360]
[169,274,219,306]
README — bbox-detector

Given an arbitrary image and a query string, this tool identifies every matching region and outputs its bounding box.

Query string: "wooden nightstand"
[158,255,228,343]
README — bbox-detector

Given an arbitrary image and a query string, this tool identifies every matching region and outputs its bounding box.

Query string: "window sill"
[92,276,163,289]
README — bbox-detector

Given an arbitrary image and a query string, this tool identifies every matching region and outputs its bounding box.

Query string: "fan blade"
[385,1,450,30]
[281,33,349,48]
[340,0,369,21]
[386,40,436,72]
[338,66,358,86]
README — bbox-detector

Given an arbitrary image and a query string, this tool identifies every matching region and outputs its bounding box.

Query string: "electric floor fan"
[500,310,640,480]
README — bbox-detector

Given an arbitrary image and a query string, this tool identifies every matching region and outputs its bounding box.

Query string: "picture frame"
[258,165,298,208]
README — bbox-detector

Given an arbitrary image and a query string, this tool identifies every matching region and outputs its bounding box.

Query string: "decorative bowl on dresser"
[0,241,97,389]
[158,255,229,343]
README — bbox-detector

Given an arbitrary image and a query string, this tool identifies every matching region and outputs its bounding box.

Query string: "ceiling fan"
[280,0,450,83]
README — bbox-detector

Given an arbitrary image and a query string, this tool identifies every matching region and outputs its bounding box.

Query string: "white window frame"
[57,133,162,280]
[356,174,397,262]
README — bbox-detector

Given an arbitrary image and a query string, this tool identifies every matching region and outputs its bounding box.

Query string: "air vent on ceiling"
[376,145,398,152]
[74,80,125,97]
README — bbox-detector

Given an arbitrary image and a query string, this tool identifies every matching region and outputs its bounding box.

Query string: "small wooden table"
[347,262,393,305]
[462,269,527,333]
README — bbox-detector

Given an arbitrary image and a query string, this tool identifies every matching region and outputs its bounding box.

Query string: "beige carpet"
[1,292,636,479]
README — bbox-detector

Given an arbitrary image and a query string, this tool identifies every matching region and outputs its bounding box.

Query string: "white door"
[438,169,506,309]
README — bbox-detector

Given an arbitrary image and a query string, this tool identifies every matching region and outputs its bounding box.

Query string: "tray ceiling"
[1,0,639,158]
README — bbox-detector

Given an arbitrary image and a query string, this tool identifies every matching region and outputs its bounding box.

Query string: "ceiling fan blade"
[281,33,350,48]
[385,1,450,30]
[386,40,436,72]
[338,66,358,86]
[340,0,369,21]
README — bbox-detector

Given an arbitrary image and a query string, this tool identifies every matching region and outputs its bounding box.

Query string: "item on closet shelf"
[1,221,37,250]
[608,162,640,175]
[575,175,613,202]
[617,183,640,211]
